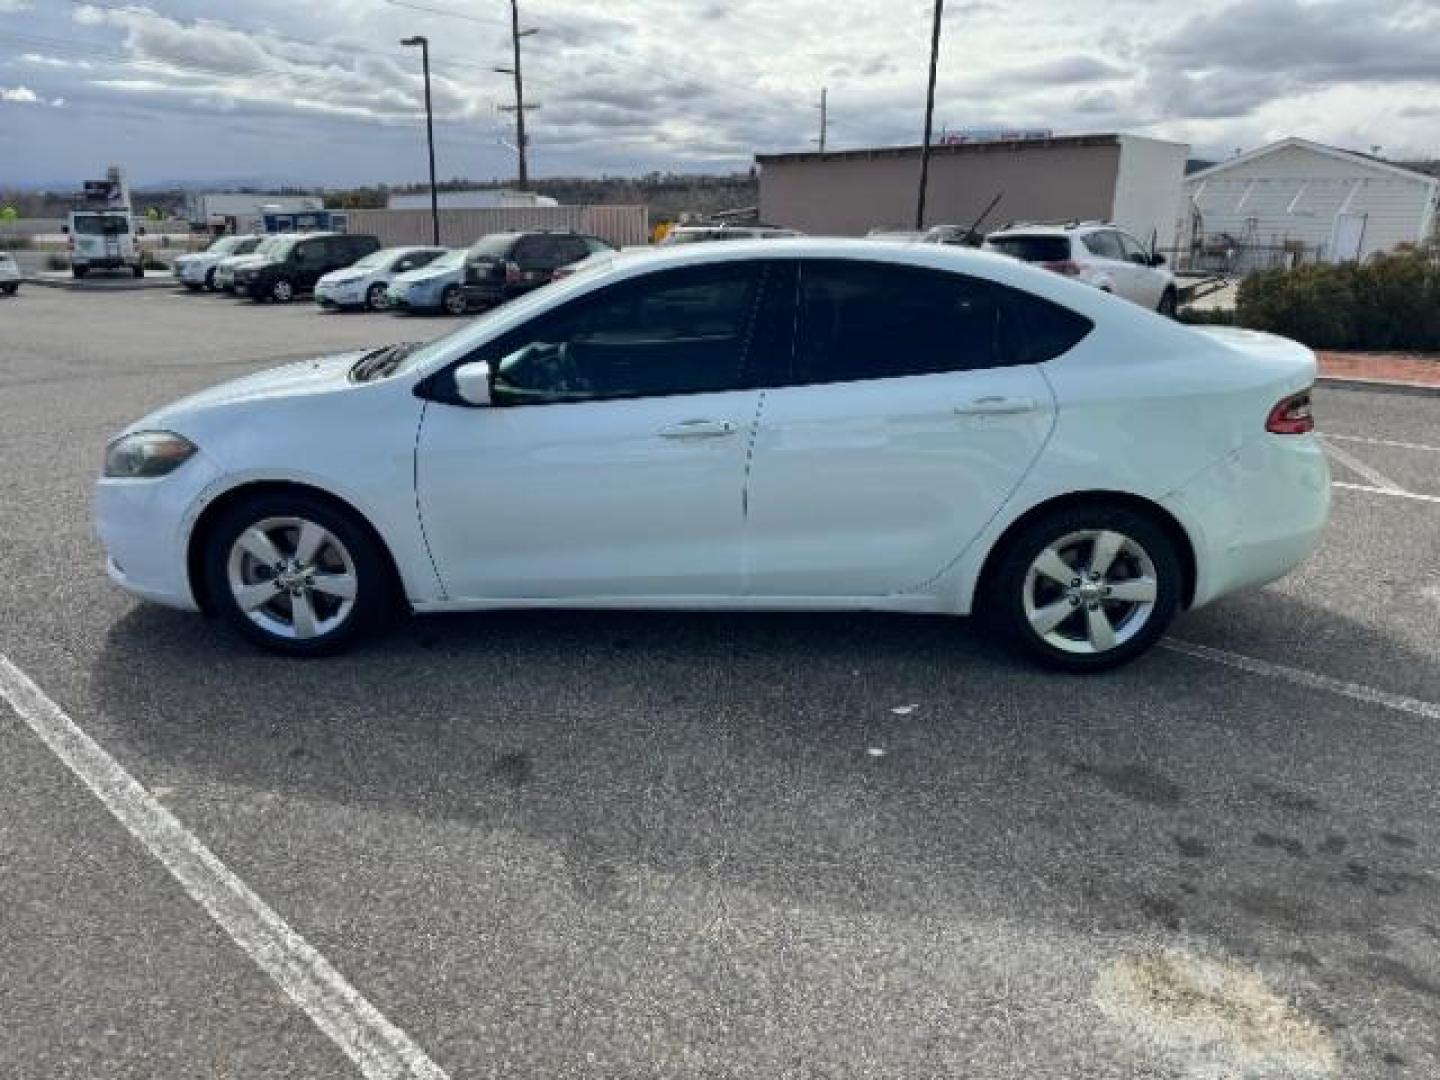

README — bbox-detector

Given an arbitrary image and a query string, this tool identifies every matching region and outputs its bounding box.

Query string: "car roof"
[988,222,1116,237]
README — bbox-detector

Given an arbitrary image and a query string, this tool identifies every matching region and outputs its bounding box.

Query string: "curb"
[1317,374,1440,398]
[22,275,179,292]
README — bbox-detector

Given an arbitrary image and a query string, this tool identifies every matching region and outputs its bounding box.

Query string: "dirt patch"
[1096,950,1337,1077]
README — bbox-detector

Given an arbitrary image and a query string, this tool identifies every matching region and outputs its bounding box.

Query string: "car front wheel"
[366,283,388,311]
[986,505,1180,671]
[270,277,295,303]
[1158,288,1178,318]
[203,492,390,656]
[442,285,467,316]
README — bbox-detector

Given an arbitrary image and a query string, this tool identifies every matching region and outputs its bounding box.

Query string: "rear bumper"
[74,257,137,270]
[1163,434,1330,608]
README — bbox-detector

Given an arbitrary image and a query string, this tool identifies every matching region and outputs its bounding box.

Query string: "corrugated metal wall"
[345,206,649,249]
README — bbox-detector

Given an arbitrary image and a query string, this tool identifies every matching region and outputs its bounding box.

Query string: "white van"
[67,209,144,278]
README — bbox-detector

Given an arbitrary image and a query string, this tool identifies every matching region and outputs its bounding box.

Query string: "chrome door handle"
[657,419,736,438]
[954,396,1036,416]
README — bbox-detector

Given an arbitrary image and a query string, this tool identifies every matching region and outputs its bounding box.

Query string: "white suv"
[984,223,1177,316]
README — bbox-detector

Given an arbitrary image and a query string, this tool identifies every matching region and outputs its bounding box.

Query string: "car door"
[1116,231,1164,308]
[1081,230,1131,298]
[743,258,1078,598]
[414,261,784,600]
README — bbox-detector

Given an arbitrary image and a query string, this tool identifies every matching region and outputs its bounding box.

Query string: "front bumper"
[387,285,442,311]
[95,450,226,612]
[316,283,364,308]
[175,262,208,284]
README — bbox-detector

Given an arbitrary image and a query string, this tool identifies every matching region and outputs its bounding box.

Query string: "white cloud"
[0,84,40,103]
[0,0,34,12]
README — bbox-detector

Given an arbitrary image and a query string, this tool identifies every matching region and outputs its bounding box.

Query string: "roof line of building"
[755,133,1127,165]
[1186,136,1440,187]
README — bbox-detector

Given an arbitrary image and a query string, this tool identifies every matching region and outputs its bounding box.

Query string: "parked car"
[234,232,382,303]
[659,224,803,245]
[66,207,144,278]
[866,224,973,245]
[173,234,264,292]
[314,246,446,312]
[455,231,614,312]
[213,235,289,293]
[984,222,1177,315]
[0,250,21,295]
[385,248,467,315]
[96,240,1328,670]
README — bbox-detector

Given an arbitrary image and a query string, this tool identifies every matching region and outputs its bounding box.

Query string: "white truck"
[66,166,145,279]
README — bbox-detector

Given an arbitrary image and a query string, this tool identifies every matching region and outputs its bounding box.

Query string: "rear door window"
[791,259,1090,384]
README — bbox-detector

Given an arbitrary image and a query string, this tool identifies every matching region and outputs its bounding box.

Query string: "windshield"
[349,251,390,270]
[468,234,518,258]
[72,214,129,236]
[425,249,466,270]
[205,236,245,255]
[267,236,300,259]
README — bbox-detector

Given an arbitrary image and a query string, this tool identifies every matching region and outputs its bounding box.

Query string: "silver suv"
[984,222,1177,316]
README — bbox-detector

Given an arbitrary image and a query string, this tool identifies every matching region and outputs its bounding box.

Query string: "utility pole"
[495,0,539,188]
[915,0,944,229]
[400,35,439,245]
[812,87,830,153]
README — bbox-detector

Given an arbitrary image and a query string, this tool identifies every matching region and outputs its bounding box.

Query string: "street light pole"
[915,0,944,229]
[401,34,440,245]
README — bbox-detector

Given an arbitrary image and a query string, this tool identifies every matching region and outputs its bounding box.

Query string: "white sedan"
[314,246,448,312]
[95,240,1329,670]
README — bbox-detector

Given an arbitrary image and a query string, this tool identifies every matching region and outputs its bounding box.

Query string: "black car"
[456,231,613,312]
[234,232,382,303]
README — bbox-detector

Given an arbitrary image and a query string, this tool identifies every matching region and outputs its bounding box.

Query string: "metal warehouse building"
[1184,137,1440,264]
[756,133,1189,249]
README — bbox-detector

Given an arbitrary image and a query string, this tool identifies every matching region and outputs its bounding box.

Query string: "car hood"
[126,350,369,435]
[218,253,268,270]
[319,270,367,286]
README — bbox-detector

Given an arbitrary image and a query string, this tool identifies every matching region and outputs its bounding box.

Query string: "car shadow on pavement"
[91,593,1440,1070]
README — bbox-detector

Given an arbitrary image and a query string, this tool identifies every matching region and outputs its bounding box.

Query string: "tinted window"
[512,236,558,268]
[1116,232,1148,262]
[986,235,1070,263]
[793,260,1089,384]
[470,234,519,258]
[553,236,591,265]
[1083,231,1124,259]
[482,263,765,405]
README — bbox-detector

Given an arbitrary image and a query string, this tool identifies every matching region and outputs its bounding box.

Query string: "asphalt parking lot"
[2,285,1438,1079]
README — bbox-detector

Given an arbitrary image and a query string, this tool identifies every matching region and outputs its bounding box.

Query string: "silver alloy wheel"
[367,283,387,310]
[272,278,294,302]
[1021,529,1158,655]
[443,287,466,315]
[225,516,358,640]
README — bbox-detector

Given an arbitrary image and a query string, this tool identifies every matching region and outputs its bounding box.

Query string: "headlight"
[104,431,197,478]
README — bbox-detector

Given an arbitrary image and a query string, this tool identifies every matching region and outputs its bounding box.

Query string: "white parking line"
[1324,432,1440,455]
[1320,437,1408,493]
[1332,481,1440,505]
[1161,640,1440,722]
[0,654,449,1080]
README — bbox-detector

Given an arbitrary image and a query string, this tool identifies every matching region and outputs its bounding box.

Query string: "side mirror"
[1150,253,1166,267]
[453,360,492,406]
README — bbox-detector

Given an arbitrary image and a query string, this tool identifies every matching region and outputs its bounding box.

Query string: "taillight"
[504,259,521,284]
[1266,390,1314,434]
[1041,259,1081,276]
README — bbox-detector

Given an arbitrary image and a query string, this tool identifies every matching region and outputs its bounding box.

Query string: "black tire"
[72,265,89,279]
[0,283,17,296]
[183,282,203,292]
[204,267,217,291]
[984,504,1181,672]
[133,264,145,279]
[269,277,295,303]
[441,285,467,316]
[1158,288,1178,318]
[365,283,388,311]
[202,491,392,657]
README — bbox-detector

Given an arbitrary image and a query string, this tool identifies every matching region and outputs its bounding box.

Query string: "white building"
[1184,138,1439,264]
[386,189,558,211]
[185,193,324,234]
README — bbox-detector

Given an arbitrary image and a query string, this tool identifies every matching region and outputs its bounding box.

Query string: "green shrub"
[1236,254,1440,351]
[1177,307,1236,326]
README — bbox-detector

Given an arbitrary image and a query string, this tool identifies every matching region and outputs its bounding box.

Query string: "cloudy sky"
[1,0,1437,188]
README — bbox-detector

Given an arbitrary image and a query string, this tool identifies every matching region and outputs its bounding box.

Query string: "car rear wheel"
[1,283,17,296]
[365,283,388,311]
[72,265,89,279]
[203,492,390,656]
[270,277,295,303]
[985,505,1180,671]
[442,285,467,316]
[1158,288,1178,318]
[133,265,145,279]
[204,268,217,291]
